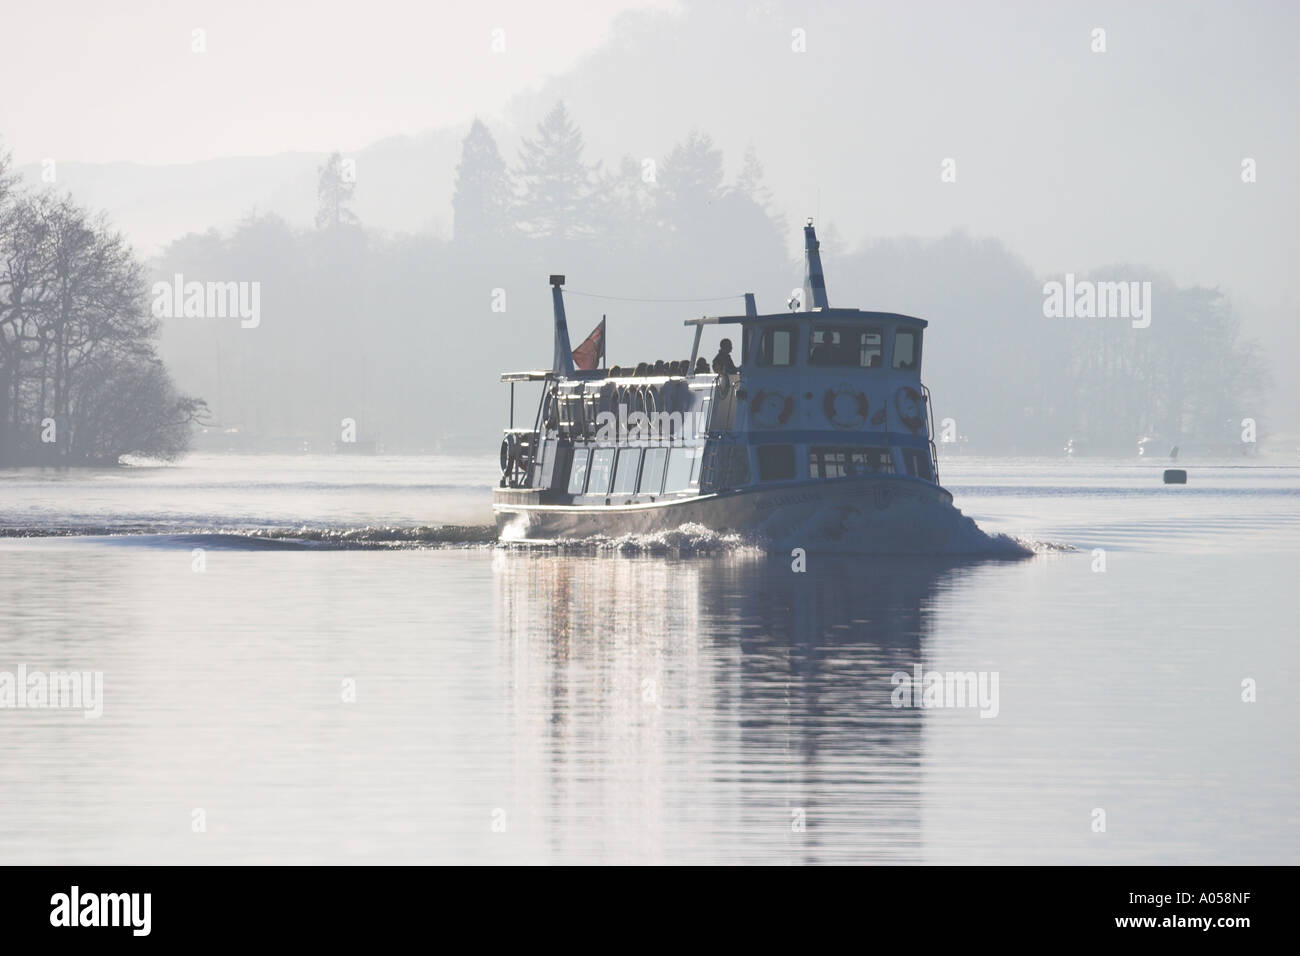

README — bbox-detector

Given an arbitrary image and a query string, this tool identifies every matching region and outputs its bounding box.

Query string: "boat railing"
[922,384,941,485]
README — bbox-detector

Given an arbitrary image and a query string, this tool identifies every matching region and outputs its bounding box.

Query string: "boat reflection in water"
[491,548,998,864]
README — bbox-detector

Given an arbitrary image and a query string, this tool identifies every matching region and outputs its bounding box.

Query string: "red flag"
[572,317,605,371]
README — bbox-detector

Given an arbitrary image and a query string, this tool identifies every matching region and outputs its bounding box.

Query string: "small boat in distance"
[494,220,995,553]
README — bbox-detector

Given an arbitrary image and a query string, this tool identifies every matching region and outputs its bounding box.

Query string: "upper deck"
[687,309,926,377]
[686,307,928,329]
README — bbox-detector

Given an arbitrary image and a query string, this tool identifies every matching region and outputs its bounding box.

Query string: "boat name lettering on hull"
[756,492,822,512]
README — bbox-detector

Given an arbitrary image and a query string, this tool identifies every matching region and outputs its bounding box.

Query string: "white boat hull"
[494,476,999,554]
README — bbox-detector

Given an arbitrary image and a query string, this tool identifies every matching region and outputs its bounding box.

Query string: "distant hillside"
[16,126,469,253]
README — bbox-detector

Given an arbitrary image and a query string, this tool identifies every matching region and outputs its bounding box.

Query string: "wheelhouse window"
[902,448,933,481]
[756,445,796,481]
[757,326,796,367]
[809,446,895,479]
[588,448,616,494]
[639,447,668,494]
[809,325,883,367]
[894,329,920,370]
[613,448,641,494]
[567,449,591,494]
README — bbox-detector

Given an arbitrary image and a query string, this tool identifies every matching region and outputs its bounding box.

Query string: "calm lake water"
[1,453,1296,864]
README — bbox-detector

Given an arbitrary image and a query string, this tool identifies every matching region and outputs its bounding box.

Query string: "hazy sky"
[4,0,1296,335]
[1,0,677,165]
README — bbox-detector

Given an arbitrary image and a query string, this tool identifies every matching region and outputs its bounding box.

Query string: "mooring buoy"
[1163,469,1187,484]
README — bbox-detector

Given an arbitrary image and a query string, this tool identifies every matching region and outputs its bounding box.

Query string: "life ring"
[823,386,869,428]
[598,382,616,416]
[645,385,660,418]
[499,433,518,475]
[750,389,795,428]
[895,386,925,433]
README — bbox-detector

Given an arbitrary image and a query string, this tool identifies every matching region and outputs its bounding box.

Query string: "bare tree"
[0,168,205,464]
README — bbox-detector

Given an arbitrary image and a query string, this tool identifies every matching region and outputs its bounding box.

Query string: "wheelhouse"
[683,306,938,490]
[705,309,925,372]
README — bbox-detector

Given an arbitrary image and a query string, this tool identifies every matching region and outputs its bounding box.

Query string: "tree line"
[0,149,204,465]
[152,102,1267,455]
[154,103,789,453]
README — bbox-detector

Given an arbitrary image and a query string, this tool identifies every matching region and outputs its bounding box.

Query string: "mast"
[550,274,575,377]
[803,218,829,310]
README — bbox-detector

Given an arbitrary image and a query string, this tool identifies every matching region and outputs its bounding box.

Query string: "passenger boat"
[494,220,989,552]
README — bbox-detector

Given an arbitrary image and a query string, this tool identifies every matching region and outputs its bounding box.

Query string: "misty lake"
[1,454,1296,864]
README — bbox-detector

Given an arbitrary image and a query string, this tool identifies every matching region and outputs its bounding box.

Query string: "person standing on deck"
[712,338,738,375]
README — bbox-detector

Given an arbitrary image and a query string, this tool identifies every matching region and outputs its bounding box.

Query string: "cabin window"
[639,447,668,494]
[719,445,751,486]
[588,448,616,494]
[757,326,795,367]
[894,329,920,370]
[567,449,591,494]
[696,397,712,437]
[809,325,883,368]
[663,448,694,492]
[613,448,641,494]
[902,448,932,481]
[810,448,847,479]
[861,448,894,474]
[809,446,894,479]
[756,445,796,481]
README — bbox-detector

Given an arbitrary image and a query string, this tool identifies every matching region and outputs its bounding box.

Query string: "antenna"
[803,218,829,310]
